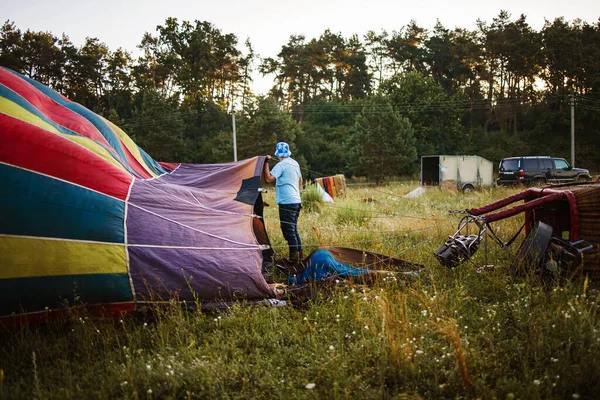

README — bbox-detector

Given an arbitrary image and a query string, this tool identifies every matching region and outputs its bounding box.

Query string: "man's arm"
[299,177,303,192]
[263,156,276,183]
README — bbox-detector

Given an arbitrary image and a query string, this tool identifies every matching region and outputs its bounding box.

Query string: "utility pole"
[231,106,237,162]
[569,93,575,167]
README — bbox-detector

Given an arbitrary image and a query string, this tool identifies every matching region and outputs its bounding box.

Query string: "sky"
[4,0,600,94]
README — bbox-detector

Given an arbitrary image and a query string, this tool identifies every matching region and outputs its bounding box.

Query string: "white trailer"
[421,155,494,192]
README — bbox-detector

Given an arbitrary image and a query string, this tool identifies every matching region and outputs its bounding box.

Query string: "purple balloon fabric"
[126,157,274,303]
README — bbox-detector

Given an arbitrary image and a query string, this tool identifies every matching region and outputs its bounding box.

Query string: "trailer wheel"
[462,184,475,193]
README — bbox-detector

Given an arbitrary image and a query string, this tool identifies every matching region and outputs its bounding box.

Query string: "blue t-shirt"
[270,157,302,204]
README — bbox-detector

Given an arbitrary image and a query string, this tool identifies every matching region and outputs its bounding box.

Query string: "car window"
[500,159,519,171]
[540,159,553,170]
[522,158,538,171]
[554,159,570,170]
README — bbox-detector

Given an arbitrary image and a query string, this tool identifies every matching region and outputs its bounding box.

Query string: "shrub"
[301,183,323,212]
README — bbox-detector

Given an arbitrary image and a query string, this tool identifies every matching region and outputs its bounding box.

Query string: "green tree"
[235,97,303,161]
[124,90,186,162]
[0,21,24,72]
[260,31,371,110]
[386,20,427,74]
[364,29,390,90]
[297,99,360,179]
[381,71,468,157]
[19,29,65,88]
[346,95,416,183]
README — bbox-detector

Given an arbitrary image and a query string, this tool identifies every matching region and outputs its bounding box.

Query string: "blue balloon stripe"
[0,273,133,315]
[0,164,125,243]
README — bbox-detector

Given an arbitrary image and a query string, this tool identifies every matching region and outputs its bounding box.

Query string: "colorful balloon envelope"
[0,67,274,326]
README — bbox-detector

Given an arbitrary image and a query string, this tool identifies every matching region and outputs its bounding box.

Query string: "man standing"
[263,142,303,262]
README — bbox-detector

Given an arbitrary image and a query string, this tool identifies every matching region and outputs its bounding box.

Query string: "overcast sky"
[5,0,600,94]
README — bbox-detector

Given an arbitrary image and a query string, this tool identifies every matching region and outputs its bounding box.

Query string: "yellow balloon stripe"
[0,236,127,279]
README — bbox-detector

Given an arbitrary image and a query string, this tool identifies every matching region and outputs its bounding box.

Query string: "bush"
[301,183,323,212]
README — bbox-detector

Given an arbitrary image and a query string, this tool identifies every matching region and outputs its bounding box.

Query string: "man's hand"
[265,155,272,161]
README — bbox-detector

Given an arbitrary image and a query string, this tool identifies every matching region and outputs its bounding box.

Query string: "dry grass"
[1,183,600,399]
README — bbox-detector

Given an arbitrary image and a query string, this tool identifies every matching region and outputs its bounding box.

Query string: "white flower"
[533,379,541,385]
[415,350,424,355]
[329,345,334,350]
[147,389,153,394]
[305,383,316,389]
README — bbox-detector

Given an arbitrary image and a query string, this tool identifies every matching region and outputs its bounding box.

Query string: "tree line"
[1,11,599,182]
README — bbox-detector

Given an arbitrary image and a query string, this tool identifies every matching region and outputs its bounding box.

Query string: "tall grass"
[1,184,600,399]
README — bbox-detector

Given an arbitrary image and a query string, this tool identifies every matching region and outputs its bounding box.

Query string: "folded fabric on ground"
[288,248,421,285]
[315,183,334,203]
[314,174,346,198]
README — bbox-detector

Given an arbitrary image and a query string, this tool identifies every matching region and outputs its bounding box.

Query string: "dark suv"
[497,156,591,186]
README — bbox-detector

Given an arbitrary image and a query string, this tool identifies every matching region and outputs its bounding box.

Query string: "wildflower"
[364,325,369,330]
[121,381,128,386]
[305,383,316,389]
[146,364,151,370]
[147,389,153,394]
[572,394,580,399]
[329,345,334,351]
[533,379,541,385]
[415,350,424,355]
[352,331,356,335]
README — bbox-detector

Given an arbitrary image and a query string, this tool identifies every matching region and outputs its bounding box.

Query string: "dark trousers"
[279,203,302,254]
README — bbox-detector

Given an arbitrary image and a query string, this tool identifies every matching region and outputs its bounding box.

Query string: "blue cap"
[274,142,291,157]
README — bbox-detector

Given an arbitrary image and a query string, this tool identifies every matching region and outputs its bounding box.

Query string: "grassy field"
[1,183,600,399]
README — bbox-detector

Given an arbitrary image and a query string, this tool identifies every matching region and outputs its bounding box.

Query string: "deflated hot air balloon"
[0,66,276,326]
